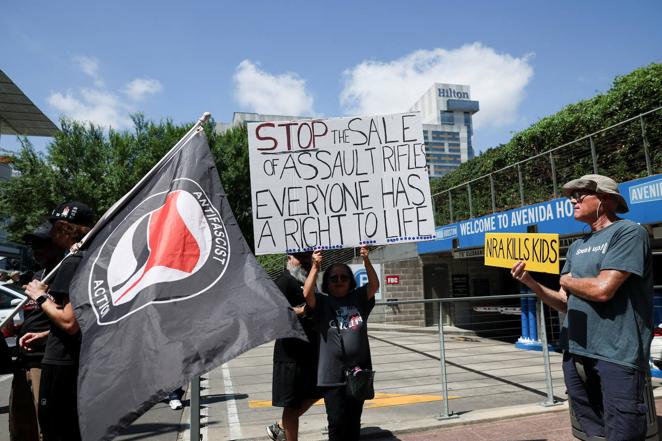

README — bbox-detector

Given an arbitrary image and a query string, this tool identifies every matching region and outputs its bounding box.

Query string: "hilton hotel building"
[409,83,480,178]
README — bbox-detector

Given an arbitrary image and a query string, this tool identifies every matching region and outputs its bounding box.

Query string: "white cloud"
[48,88,133,129]
[233,60,314,116]
[124,78,163,101]
[340,43,533,129]
[74,55,104,87]
[48,57,163,129]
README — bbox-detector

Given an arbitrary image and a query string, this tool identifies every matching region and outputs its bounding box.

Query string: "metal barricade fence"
[369,294,563,422]
[433,107,662,225]
[188,293,570,439]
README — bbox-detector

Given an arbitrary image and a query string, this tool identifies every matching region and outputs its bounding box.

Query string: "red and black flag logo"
[89,180,229,324]
[70,128,305,441]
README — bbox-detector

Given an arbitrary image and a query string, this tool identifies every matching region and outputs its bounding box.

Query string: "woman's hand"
[19,331,49,352]
[312,250,322,269]
[360,246,369,259]
[25,280,48,301]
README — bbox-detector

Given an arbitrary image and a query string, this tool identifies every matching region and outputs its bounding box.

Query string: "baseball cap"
[49,201,95,227]
[22,223,52,244]
[562,174,629,213]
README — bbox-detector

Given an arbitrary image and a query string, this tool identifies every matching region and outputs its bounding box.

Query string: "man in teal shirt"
[512,174,653,440]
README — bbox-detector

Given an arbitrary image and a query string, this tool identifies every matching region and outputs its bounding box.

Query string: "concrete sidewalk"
[173,327,660,441]
[370,409,579,441]
[370,399,662,440]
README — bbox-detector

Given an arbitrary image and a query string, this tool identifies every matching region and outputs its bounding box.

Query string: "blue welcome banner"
[418,173,662,254]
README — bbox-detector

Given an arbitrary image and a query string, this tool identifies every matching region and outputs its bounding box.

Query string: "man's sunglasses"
[568,191,595,203]
[329,274,350,283]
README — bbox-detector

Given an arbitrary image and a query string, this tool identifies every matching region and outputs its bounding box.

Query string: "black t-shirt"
[314,286,375,386]
[16,269,52,368]
[272,271,319,364]
[42,254,82,366]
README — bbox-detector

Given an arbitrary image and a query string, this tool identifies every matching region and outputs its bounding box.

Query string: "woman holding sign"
[303,246,379,441]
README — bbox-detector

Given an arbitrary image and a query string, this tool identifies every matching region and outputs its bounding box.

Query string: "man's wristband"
[36,295,49,306]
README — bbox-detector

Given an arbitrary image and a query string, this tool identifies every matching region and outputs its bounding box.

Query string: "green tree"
[430,63,662,224]
[0,115,261,252]
[210,123,254,248]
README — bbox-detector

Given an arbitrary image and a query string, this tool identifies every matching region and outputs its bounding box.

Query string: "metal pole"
[467,183,473,218]
[191,375,201,440]
[549,153,558,198]
[589,136,598,174]
[436,302,456,420]
[448,191,454,223]
[489,174,496,213]
[517,164,525,207]
[538,300,559,407]
[640,116,653,176]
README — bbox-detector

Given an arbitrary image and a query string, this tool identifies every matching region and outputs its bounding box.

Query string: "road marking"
[200,375,208,441]
[222,363,243,440]
[248,392,460,409]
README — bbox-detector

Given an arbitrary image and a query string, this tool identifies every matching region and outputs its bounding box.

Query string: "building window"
[440,111,455,125]
[464,112,475,159]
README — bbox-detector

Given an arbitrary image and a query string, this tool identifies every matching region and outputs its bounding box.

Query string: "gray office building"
[409,83,479,178]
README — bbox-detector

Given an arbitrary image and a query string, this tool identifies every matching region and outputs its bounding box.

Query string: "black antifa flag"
[70,128,305,441]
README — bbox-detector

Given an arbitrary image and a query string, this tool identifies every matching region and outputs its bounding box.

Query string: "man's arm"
[25,280,80,335]
[560,270,630,302]
[511,261,568,313]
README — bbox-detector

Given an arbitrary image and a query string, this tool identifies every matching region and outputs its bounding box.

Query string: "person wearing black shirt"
[303,247,379,441]
[267,252,322,441]
[9,225,63,441]
[24,201,94,441]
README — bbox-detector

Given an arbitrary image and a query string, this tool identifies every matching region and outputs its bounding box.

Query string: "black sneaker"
[266,422,286,441]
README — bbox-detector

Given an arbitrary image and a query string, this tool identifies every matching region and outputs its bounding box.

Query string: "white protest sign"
[248,113,436,255]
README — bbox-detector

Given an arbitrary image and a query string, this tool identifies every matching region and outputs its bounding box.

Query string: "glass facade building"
[409,83,479,178]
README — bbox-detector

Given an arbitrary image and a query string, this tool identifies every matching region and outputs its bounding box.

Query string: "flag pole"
[0,112,212,329]
[82,111,212,248]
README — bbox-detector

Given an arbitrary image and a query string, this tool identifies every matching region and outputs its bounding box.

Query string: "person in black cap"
[8,224,64,441]
[267,252,323,441]
[24,201,94,441]
[511,174,653,440]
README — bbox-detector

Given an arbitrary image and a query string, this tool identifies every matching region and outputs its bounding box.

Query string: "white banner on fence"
[248,113,436,255]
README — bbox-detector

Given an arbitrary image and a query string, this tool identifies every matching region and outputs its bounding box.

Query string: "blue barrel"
[520,296,529,339]
[527,297,538,341]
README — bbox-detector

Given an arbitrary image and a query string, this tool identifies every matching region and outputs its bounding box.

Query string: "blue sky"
[1,0,661,154]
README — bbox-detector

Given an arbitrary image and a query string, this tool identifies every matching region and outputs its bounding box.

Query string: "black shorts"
[39,363,81,441]
[272,361,324,408]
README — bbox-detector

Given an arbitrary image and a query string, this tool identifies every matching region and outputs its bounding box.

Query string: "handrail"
[375,286,662,307]
[432,106,662,196]
[375,292,534,307]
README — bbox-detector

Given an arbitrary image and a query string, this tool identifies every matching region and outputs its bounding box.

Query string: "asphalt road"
[0,372,184,441]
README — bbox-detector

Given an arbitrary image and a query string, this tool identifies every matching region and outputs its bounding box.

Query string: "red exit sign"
[386,275,400,285]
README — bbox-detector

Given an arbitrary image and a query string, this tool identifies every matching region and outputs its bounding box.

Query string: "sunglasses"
[568,191,595,203]
[329,274,350,283]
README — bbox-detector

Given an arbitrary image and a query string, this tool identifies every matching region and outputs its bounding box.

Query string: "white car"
[0,282,27,353]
